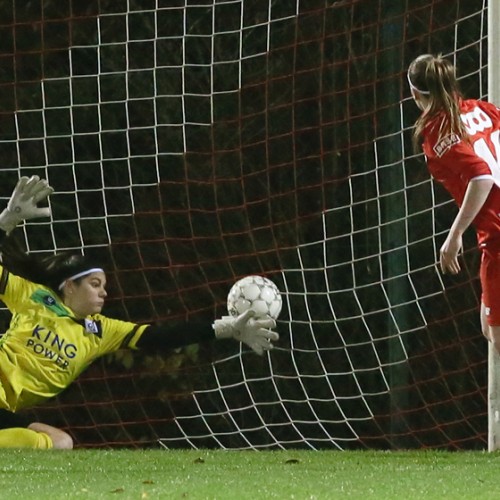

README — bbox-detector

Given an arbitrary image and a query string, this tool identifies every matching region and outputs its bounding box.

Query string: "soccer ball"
[227,275,282,320]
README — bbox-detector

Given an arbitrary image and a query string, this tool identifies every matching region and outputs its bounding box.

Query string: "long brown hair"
[408,54,468,151]
[0,234,104,294]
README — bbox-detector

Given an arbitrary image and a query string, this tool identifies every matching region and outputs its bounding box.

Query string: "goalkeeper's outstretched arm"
[137,309,279,356]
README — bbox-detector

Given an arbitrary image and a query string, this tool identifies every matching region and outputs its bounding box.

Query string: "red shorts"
[480,239,500,326]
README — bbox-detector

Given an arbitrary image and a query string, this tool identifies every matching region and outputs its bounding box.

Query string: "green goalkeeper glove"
[0,176,53,234]
[213,309,279,355]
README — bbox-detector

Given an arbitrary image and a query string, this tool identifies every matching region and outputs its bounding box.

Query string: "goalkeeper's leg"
[0,427,54,449]
[29,422,73,449]
[0,409,73,449]
[0,424,73,449]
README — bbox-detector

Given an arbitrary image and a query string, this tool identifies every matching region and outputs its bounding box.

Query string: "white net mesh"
[0,0,490,449]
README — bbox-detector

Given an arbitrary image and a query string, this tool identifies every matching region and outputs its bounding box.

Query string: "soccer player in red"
[408,53,500,354]
[0,176,279,449]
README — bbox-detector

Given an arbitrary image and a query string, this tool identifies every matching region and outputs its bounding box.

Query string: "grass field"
[1,448,500,499]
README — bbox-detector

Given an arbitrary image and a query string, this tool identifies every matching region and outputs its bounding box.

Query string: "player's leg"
[28,422,73,449]
[0,427,53,448]
[485,321,500,356]
[480,243,500,354]
[481,302,492,342]
[481,301,500,355]
[0,409,73,449]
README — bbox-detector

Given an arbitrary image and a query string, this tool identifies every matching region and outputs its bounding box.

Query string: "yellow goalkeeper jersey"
[0,266,149,411]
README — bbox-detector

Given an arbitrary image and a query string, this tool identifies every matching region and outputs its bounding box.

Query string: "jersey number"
[473,130,500,185]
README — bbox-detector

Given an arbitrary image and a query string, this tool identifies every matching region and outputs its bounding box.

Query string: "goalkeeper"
[0,176,279,449]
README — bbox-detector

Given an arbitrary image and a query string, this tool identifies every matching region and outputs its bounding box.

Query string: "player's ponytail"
[408,54,468,151]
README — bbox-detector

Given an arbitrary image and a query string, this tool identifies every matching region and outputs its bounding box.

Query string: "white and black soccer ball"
[227,275,282,320]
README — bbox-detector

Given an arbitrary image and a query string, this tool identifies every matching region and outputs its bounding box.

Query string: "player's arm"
[136,310,278,355]
[440,176,494,274]
[136,321,214,350]
[0,176,53,301]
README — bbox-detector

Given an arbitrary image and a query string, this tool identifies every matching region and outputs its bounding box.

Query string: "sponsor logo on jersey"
[84,319,99,334]
[25,325,77,370]
[433,133,460,157]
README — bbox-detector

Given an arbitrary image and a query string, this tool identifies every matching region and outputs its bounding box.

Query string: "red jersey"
[422,98,500,246]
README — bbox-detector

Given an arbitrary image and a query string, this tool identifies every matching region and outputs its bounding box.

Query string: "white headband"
[407,72,430,95]
[58,268,104,290]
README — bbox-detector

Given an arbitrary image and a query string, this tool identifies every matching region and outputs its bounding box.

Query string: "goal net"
[0,0,489,449]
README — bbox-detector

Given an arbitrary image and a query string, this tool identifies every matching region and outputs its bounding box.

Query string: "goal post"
[488,0,500,453]
[0,0,491,449]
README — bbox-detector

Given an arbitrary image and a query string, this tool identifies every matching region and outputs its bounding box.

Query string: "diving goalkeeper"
[0,176,279,449]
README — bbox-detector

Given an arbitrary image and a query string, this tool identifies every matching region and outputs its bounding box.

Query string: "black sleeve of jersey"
[136,321,216,351]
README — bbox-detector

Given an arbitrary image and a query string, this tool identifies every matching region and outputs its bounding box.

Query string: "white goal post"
[488,0,500,452]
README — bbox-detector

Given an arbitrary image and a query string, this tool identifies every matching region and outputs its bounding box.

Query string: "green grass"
[1,449,500,499]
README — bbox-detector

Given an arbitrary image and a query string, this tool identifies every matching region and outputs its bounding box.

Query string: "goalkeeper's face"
[63,271,107,318]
